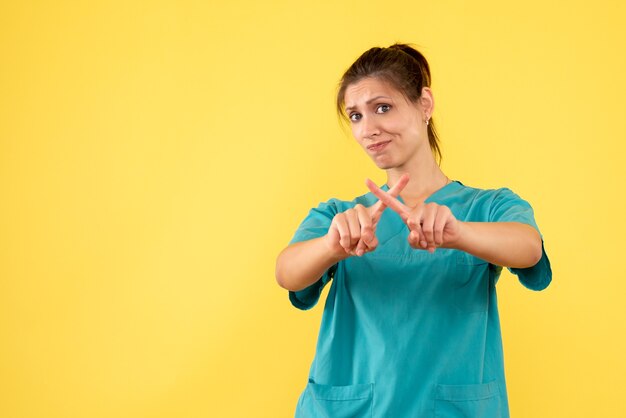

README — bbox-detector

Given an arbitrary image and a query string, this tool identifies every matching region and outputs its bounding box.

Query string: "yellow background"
[1,1,625,417]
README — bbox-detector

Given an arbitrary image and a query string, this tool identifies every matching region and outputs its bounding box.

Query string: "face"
[343,77,431,170]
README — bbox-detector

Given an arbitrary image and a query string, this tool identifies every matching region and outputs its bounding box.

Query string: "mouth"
[367,140,391,152]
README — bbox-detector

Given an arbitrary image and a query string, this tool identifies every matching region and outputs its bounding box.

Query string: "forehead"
[344,77,404,108]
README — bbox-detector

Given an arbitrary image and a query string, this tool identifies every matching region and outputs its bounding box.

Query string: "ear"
[419,87,435,120]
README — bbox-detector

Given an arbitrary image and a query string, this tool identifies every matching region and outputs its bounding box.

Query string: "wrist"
[447,221,469,251]
[321,235,350,263]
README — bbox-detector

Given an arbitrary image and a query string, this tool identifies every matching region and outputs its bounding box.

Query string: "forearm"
[275,236,345,292]
[451,222,543,268]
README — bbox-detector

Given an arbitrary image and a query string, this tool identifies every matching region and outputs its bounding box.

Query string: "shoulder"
[452,180,512,195]
[452,181,527,205]
[445,181,535,223]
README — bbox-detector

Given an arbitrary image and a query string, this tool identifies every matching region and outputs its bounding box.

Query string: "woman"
[275,43,551,418]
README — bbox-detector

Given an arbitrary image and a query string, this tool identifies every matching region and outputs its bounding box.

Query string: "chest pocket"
[454,252,490,313]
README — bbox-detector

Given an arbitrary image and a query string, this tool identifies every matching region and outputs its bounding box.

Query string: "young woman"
[275,43,552,418]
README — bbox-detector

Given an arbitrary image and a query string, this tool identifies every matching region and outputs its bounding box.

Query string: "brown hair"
[336,43,442,163]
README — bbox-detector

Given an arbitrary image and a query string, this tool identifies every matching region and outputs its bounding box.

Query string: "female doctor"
[275,43,551,418]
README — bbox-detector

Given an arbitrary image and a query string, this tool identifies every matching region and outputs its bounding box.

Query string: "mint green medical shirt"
[287,181,552,418]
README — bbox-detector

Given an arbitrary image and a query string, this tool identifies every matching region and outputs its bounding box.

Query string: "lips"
[367,140,391,151]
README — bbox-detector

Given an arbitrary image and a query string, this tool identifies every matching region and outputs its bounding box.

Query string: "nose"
[358,115,381,140]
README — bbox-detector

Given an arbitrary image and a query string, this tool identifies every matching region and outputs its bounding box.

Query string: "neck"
[386,151,448,202]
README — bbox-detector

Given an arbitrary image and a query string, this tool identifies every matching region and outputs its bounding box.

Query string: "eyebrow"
[345,95,392,113]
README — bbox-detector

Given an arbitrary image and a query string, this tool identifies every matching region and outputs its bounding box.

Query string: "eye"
[376,104,391,114]
[349,113,362,122]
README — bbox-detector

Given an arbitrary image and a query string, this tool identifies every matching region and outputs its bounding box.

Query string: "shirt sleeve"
[488,188,552,291]
[287,199,339,310]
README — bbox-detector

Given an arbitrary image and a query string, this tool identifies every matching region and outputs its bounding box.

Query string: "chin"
[371,157,396,170]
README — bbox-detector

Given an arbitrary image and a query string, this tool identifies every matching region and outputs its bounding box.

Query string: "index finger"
[366,175,411,222]
[367,174,409,217]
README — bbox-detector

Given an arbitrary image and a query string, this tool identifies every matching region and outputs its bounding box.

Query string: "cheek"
[350,126,361,142]
[351,125,368,145]
[386,110,413,130]
[391,118,417,137]
[399,114,423,137]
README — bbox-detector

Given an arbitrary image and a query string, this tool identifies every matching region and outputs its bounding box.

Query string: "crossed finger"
[365,177,430,250]
[365,177,412,223]
[367,173,410,225]
[351,174,410,257]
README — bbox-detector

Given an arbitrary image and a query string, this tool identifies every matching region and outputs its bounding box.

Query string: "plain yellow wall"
[1,1,625,417]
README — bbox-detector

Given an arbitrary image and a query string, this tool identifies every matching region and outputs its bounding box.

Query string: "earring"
[425,117,430,126]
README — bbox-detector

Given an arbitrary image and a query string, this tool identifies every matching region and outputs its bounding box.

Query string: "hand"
[324,174,410,258]
[365,178,461,253]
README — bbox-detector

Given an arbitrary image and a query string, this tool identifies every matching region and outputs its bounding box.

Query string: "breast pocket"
[454,252,490,313]
[435,380,505,418]
[296,382,374,418]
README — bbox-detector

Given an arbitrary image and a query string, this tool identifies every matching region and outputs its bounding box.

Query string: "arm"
[275,236,345,292]
[451,221,543,268]
[277,175,411,293]
[364,178,544,269]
